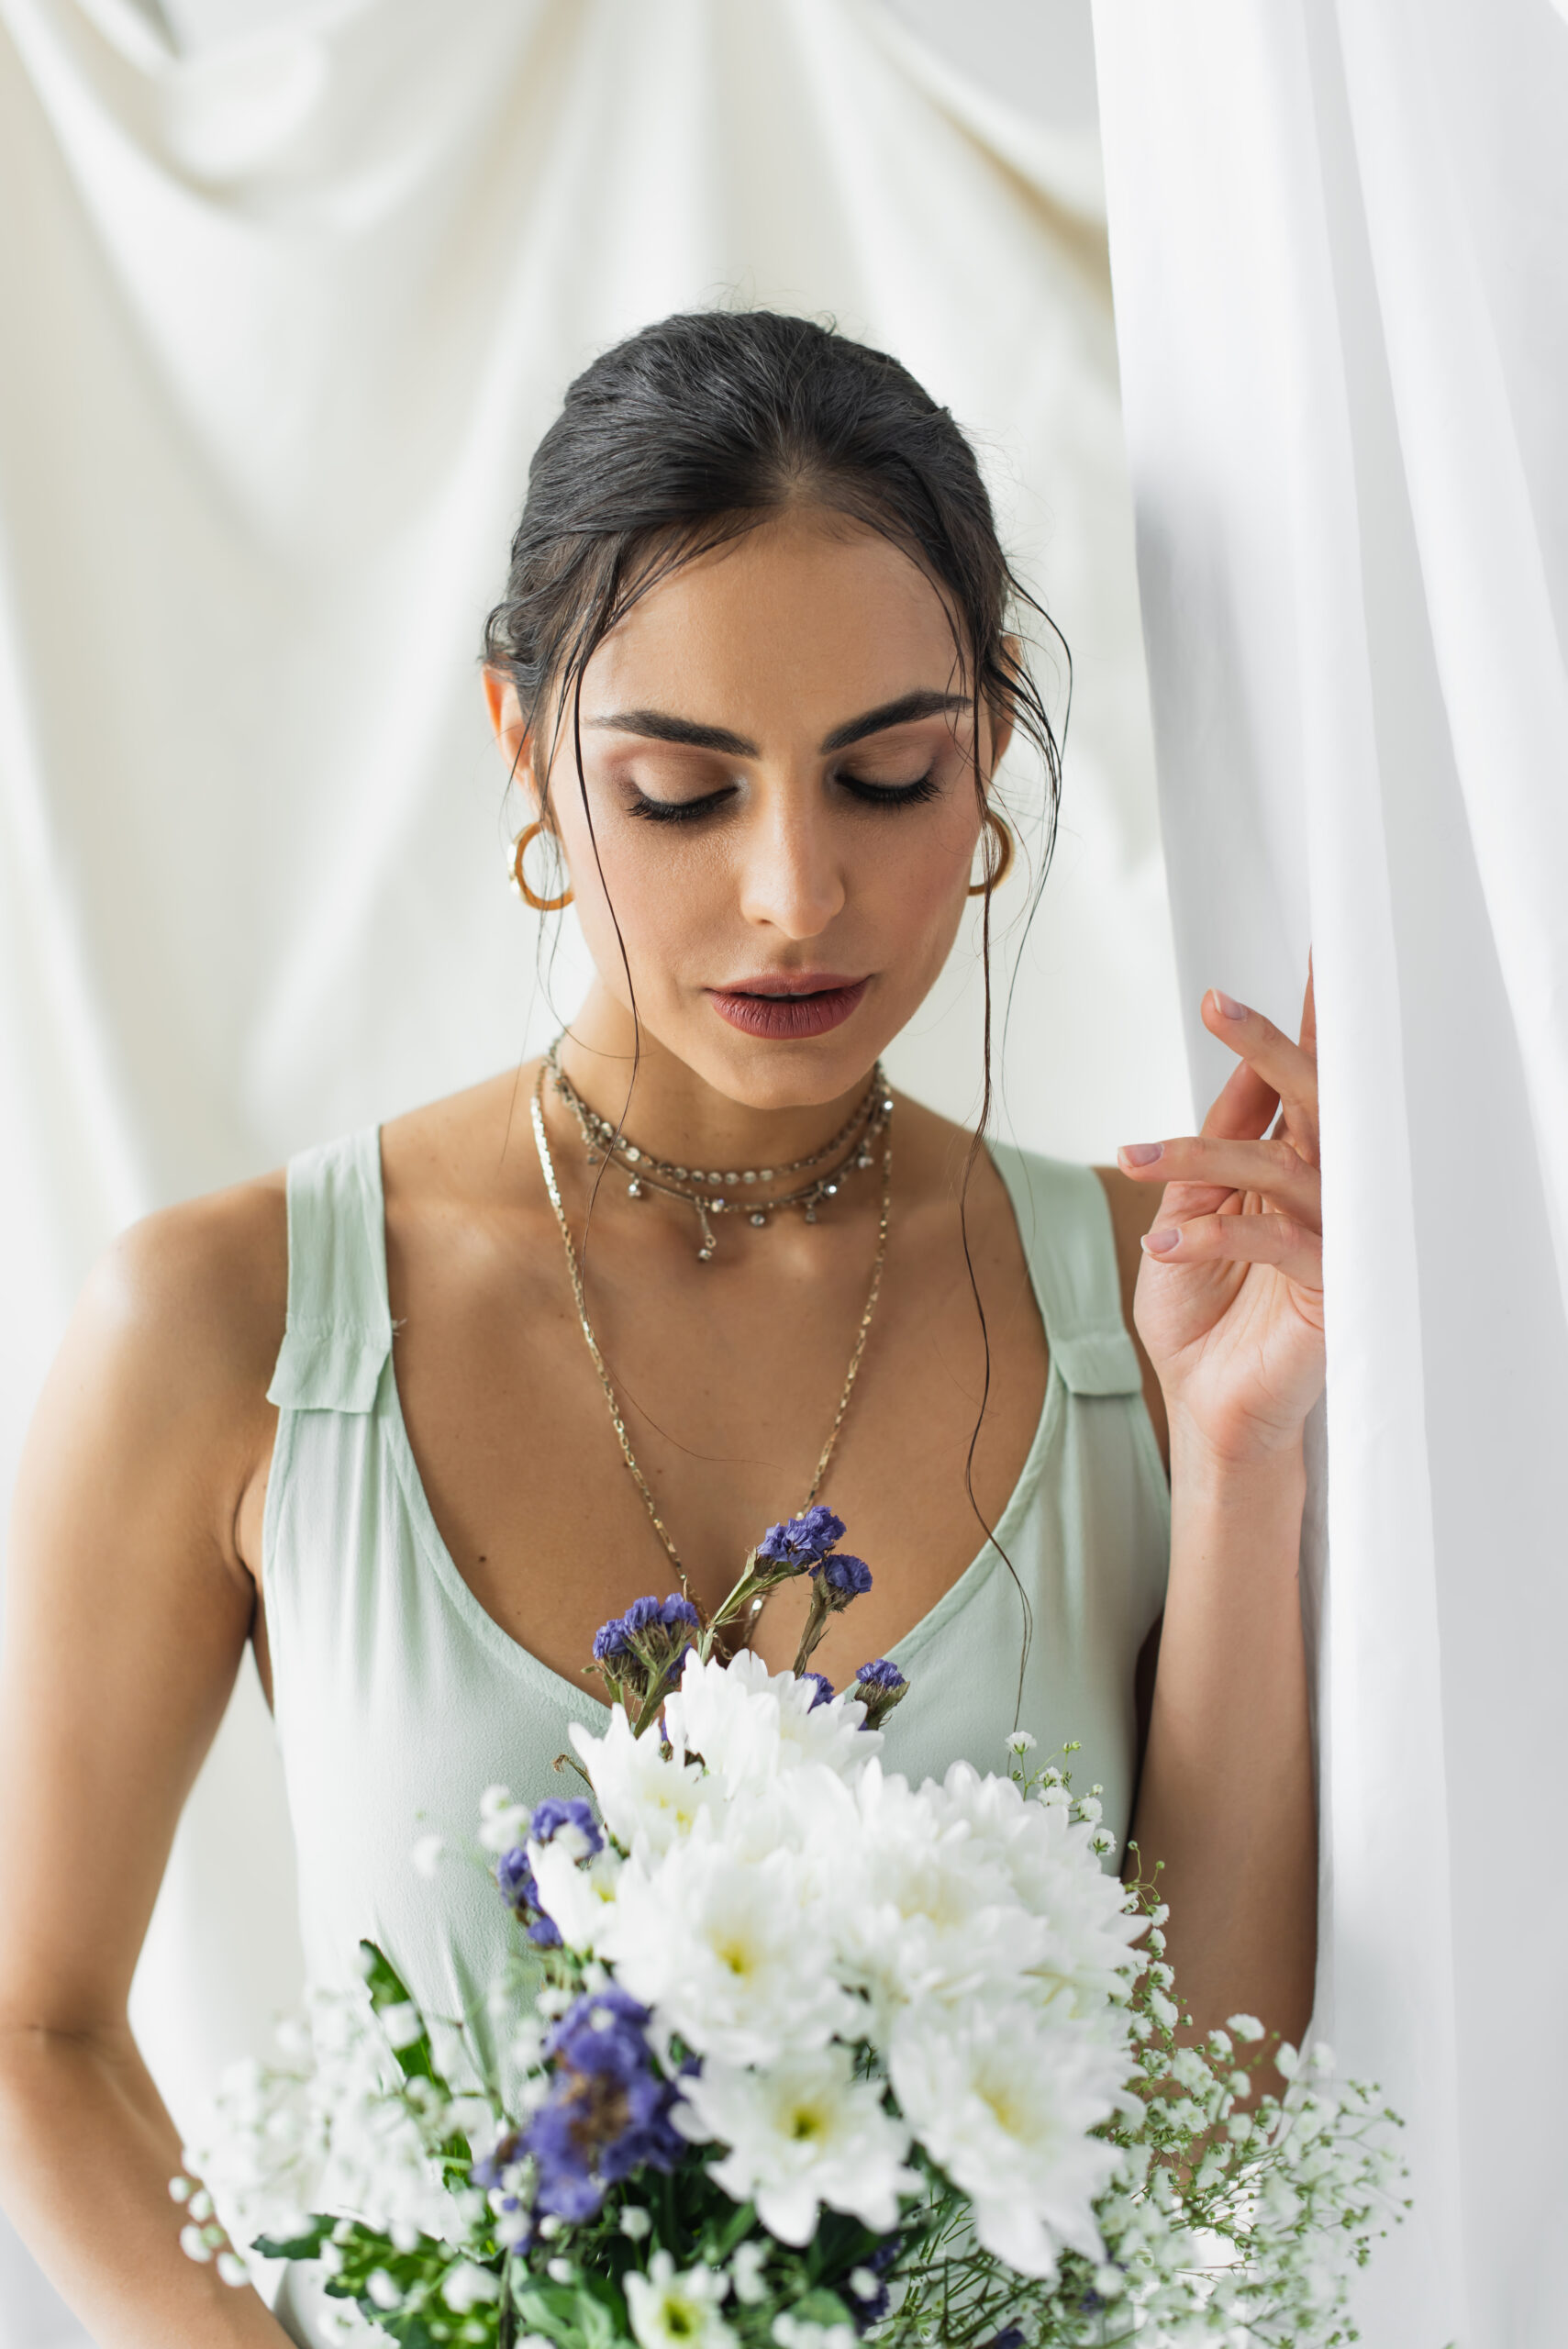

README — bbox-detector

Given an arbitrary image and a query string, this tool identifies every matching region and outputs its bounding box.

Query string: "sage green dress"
[263,1129,1169,2345]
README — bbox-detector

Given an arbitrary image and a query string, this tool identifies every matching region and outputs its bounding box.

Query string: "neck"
[553,987,880,1172]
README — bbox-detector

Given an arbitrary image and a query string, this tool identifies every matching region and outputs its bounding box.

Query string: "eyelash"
[627,772,942,826]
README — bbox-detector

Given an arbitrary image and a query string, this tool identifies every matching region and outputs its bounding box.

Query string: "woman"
[0,312,1321,2347]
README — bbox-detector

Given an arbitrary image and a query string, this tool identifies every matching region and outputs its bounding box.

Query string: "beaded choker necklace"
[545,1041,893,1261]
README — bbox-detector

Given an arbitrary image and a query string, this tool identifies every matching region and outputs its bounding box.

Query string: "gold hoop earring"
[967,806,1015,897]
[510,819,573,912]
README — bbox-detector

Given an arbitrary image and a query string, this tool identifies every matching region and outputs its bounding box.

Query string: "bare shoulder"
[17,1172,290,1591]
[887,1089,1006,1212]
[380,1063,547,1210]
[89,1168,288,1406]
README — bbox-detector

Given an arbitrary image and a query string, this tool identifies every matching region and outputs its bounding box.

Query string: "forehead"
[579,509,963,734]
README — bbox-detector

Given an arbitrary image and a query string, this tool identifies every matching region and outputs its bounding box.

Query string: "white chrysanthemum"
[625,2250,737,2349]
[834,1762,1050,2017]
[662,1651,877,1793]
[888,1998,1124,2279]
[569,1707,718,1855]
[673,2044,917,2243]
[710,1753,862,1890]
[526,1839,623,1954]
[598,1833,853,2065]
[932,1761,1144,2015]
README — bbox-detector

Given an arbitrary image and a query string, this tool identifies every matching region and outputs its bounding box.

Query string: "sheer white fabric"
[0,2,1182,2336]
[1093,4,1568,2341]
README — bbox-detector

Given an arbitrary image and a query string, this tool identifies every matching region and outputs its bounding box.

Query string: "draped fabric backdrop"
[0,3,1189,2339]
[1094,4,1568,2343]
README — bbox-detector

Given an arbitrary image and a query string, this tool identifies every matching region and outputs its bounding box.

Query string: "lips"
[707,975,870,1041]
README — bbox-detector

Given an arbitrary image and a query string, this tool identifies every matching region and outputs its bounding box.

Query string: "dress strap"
[988,1141,1143,1397]
[266,1128,394,1415]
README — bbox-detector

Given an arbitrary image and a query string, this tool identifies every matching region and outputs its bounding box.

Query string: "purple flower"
[593,1614,633,1663]
[757,1506,847,1568]
[495,1845,562,1947]
[470,2125,525,2193]
[528,1798,603,1857]
[591,1594,701,1709]
[852,1656,908,1730]
[524,1987,684,2221]
[982,2332,1025,2349]
[803,1672,835,1710]
[814,1553,873,1606]
[495,1845,535,1911]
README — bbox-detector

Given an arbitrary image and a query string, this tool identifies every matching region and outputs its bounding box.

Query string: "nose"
[735,783,846,941]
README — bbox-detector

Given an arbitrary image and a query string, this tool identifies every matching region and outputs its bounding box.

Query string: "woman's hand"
[1117,970,1322,1468]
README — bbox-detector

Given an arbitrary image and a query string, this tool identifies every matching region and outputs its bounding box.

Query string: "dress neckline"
[375,1132,1063,1718]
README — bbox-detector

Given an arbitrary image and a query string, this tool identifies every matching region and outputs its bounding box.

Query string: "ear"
[483,667,543,813]
[984,634,1022,774]
[986,705,1017,776]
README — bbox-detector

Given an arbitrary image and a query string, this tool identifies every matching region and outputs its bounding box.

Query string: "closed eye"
[838,771,941,807]
[625,770,942,824]
[626,785,738,826]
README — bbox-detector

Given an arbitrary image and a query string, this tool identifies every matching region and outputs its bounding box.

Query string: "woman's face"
[492,507,1006,1110]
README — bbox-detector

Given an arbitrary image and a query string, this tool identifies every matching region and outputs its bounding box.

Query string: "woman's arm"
[0,1186,295,2347]
[1112,980,1323,2047]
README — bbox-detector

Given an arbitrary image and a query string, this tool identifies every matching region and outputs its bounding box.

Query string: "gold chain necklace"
[547,1041,892,1262]
[530,1062,894,1589]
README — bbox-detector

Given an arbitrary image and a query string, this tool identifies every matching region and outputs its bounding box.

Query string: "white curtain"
[0,3,1185,2337]
[1093,4,1568,2343]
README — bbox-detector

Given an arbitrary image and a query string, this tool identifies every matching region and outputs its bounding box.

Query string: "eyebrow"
[584,688,971,761]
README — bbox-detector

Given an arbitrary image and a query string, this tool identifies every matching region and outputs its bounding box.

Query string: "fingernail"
[1214,989,1249,1020]
[1141,1227,1181,1254]
[1119,1141,1162,1167]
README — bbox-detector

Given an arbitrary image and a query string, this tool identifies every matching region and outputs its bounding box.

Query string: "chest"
[383,1182,1049,1693]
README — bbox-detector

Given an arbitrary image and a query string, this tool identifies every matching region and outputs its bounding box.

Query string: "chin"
[687,1007,893,1111]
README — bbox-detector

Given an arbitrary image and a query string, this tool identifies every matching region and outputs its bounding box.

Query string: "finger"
[1299,953,1316,1062]
[1141,1208,1323,1289]
[1117,1136,1321,1229]
[1199,1052,1281,1146]
[1202,990,1318,1161]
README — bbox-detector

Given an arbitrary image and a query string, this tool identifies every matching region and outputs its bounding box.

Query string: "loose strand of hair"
[956,676,1034,1724]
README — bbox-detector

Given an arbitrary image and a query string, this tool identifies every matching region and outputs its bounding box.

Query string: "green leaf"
[349,2301,446,2349]
[706,2200,757,2263]
[792,2288,854,2328]
[512,2282,585,2343]
[359,1940,450,2091]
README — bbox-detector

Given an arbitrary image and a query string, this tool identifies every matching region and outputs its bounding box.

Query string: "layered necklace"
[546,1039,893,1261]
[529,1046,894,1588]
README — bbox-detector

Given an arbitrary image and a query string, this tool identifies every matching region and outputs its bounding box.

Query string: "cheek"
[862,806,980,959]
[556,807,728,992]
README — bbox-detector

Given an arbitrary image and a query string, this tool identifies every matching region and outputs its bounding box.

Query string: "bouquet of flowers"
[179,1510,1403,2348]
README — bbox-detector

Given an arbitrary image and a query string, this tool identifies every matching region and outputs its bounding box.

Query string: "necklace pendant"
[627,1177,644,1198]
[750,1210,766,1227]
[804,1206,817,1224]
